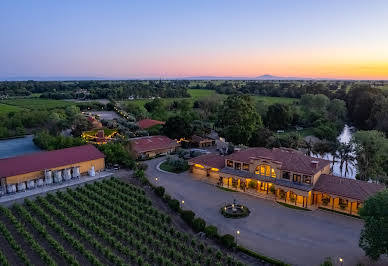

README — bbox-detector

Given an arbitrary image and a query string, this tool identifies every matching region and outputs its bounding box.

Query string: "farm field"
[121,89,297,111]
[1,99,75,110]
[0,179,243,266]
[0,104,24,115]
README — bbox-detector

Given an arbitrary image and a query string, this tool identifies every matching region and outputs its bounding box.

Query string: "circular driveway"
[146,157,387,266]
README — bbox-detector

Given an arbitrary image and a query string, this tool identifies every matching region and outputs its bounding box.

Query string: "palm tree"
[337,143,355,177]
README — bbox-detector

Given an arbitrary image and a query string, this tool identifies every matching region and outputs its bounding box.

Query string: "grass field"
[0,103,24,115]
[1,99,74,110]
[0,179,243,266]
[121,89,296,112]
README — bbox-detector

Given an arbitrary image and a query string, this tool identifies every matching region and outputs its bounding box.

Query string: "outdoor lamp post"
[339,257,343,266]
[236,230,240,246]
[181,200,185,204]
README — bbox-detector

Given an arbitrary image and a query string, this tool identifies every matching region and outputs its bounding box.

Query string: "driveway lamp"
[339,258,343,266]
[236,230,240,246]
[181,200,184,204]
[155,177,158,181]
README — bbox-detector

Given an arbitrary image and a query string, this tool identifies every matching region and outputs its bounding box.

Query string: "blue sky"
[1,0,387,79]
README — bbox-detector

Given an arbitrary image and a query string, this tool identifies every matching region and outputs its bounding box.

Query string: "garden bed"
[159,157,189,173]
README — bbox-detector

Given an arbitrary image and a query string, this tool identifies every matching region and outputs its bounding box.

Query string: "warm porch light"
[194,164,204,168]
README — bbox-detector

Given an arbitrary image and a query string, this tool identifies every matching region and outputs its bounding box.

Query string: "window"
[303,175,312,184]
[235,162,241,170]
[271,168,276,178]
[227,160,233,168]
[282,172,290,180]
[243,163,249,171]
[255,164,275,177]
[293,174,301,183]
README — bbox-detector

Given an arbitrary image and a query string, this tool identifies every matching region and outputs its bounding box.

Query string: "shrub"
[320,257,333,266]
[155,186,165,197]
[220,234,235,248]
[168,199,180,212]
[164,194,171,202]
[269,185,276,194]
[192,218,206,232]
[134,169,145,179]
[180,210,195,225]
[204,225,218,238]
[136,162,148,171]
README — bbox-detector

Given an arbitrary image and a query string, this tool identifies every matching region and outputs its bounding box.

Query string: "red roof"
[0,145,105,178]
[130,135,178,153]
[314,174,385,201]
[225,147,330,175]
[137,119,165,129]
[189,154,225,169]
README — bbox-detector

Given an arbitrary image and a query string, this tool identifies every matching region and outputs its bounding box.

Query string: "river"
[313,124,357,179]
[0,135,41,159]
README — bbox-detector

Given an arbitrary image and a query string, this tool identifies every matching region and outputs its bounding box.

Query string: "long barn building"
[0,145,105,195]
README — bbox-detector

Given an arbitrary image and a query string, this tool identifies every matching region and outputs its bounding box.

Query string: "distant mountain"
[255,74,308,80]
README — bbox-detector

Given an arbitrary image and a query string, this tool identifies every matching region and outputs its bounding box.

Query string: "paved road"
[146,157,387,266]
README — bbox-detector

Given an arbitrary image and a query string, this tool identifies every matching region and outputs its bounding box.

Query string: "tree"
[72,115,93,137]
[265,103,293,130]
[327,99,347,123]
[337,143,355,177]
[98,142,134,168]
[216,95,262,145]
[359,189,388,260]
[352,130,388,182]
[124,102,145,119]
[162,116,192,140]
[144,98,164,113]
[249,127,275,147]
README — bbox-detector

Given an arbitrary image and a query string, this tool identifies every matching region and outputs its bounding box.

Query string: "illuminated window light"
[194,164,204,168]
[210,168,219,172]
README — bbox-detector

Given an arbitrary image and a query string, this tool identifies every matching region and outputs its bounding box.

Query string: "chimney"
[311,160,319,169]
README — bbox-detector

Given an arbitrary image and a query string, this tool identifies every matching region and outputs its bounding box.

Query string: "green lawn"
[187,89,217,99]
[0,103,24,115]
[253,95,298,105]
[159,161,189,173]
[1,99,75,110]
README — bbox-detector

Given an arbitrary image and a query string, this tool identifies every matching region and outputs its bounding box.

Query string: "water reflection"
[0,135,41,159]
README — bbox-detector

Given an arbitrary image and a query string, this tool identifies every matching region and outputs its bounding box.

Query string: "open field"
[0,179,244,266]
[0,104,24,115]
[121,89,297,112]
[1,99,74,110]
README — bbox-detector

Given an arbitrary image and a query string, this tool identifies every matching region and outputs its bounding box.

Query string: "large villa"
[189,147,384,216]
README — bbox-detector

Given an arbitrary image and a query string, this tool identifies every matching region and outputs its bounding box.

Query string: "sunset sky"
[1,0,388,80]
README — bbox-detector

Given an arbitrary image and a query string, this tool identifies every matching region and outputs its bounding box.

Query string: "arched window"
[255,164,276,178]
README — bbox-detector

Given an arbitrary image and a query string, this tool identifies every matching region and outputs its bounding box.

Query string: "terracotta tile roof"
[0,145,105,178]
[137,119,165,129]
[188,154,225,169]
[225,147,330,175]
[130,135,178,153]
[191,135,212,143]
[313,174,385,201]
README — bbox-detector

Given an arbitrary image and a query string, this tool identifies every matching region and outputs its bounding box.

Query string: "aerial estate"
[189,147,384,216]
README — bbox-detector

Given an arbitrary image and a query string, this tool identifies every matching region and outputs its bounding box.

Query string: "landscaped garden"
[0,178,246,266]
[159,156,189,173]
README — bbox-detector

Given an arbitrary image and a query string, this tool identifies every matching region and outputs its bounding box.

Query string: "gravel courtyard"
[145,157,387,266]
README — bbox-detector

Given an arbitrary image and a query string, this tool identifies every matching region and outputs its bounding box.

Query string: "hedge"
[192,218,206,232]
[237,245,290,266]
[204,225,218,238]
[155,186,165,197]
[180,210,195,225]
